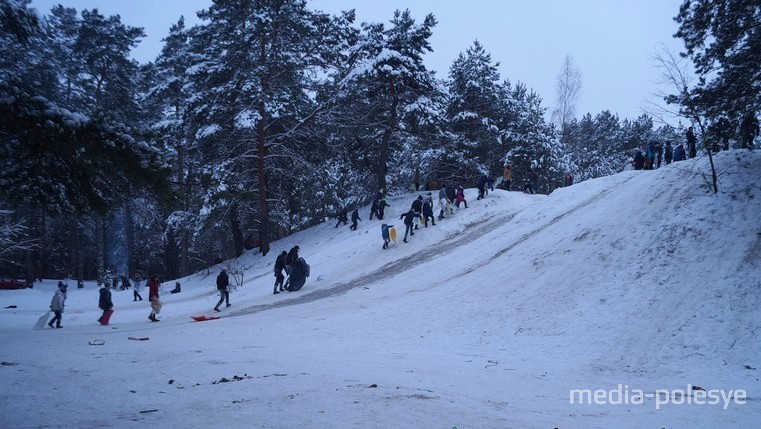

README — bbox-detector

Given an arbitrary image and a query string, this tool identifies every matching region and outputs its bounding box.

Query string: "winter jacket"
[216,271,229,291]
[438,187,448,202]
[664,144,673,161]
[477,175,488,189]
[99,288,113,310]
[456,187,466,202]
[287,246,300,266]
[411,197,423,214]
[673,145,686,161]
[400,209,415,225]
[50,290,65,312]
[633,151,645,170]
[351,209,361,222]
[148,278,160,300]
[422,200,433,217]
[275,252,287,274]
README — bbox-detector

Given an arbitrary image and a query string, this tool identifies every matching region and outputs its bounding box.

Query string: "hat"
[58,281,67,290]
[426,192,432,195]
[417,195,423,200]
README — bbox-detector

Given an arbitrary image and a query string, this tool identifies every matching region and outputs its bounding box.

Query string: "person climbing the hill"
[214,268,230,312]
[335,207,348,228]
[381,224,392,249]
[350,208,362,231]
[455,185,468,208]
[274,250,287,294]
[377,193,390,220]
[438,184,451,220]
[284,245,300,290]
[399,209,416,243]
[477,175,488,200]
[422,192,436,227]
[411,196,423,229]
[369,190,381,220]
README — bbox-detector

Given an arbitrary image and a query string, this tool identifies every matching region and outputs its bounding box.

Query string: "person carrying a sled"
[381,224,392,249]
[98,284,114,325]
[438,184,451,220]
[48,282,67,328]
[422,192,436,227]
[214,268,230,312]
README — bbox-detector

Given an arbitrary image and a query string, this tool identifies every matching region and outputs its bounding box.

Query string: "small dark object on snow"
[139,409,159,414]
[130,390,136,393]
[691,385,706,391]
[128,337,149,341]
[168,379,175,384]
[1,361,19,366]
[744,365,755,370]
[5,305,17,308]
[88,339,105,346]
[368,383,378,388]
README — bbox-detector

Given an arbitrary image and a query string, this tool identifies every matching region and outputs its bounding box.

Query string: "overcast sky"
[30,0,686,122]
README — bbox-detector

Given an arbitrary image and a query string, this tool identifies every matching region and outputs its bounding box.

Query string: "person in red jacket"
[147,275,161,322]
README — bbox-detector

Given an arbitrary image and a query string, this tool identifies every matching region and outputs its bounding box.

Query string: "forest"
[0,0,757,283]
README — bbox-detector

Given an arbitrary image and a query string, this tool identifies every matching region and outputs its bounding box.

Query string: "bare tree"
[648,44,717,194]
[0,210,37,266]
[551,55,583,132]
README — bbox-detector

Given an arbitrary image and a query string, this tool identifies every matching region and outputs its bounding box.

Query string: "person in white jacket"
[48,282,67,328]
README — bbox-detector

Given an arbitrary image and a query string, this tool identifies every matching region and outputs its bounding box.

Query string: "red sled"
[99,309,114,326]
[191,315,220,322]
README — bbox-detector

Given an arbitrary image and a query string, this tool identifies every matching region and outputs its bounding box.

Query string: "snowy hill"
[1,150,759,428]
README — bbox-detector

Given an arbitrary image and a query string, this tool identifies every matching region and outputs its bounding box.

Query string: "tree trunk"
[125,203,135,276]
[229,202,245,258]
[256,35,271,257]
[95,216,105,284]
[377,77,398,193]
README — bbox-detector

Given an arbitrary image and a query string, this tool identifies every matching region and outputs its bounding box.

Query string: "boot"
[214,307,220,312]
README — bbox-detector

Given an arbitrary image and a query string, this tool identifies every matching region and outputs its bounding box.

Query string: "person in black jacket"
[214,269,230,312]
[399,209,415,243]
[273,251,287,294]
[284,246,300,290]
[335,207,348,228]
[477,175,488,200]
[410,196,423,229]
[350,209,362,231]
[378,195,390,220]
[686,126,697,158]
[422,192,436,227]
[97,285,113,325]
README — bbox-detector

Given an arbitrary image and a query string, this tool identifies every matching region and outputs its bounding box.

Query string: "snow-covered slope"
[1,150,759,428]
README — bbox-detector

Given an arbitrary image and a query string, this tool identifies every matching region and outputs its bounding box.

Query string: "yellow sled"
[389,226,397,243]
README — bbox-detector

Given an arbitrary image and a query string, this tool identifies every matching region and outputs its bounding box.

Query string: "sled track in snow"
[231,177,633,318]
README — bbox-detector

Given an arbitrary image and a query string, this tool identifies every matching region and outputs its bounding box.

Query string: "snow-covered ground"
[1,151,760,428]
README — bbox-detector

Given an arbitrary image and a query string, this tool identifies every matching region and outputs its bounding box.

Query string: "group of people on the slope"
[271,245,310,295]
[635,114,759,170]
